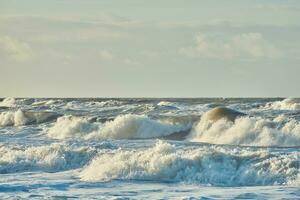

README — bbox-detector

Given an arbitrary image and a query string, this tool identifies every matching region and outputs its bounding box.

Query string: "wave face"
[190,109,300,146]
[79,141,300,186]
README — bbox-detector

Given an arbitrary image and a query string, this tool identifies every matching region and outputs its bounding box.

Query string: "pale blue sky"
[0,0,300,97]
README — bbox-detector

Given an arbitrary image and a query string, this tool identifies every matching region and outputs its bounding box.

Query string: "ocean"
[0,97,300,199]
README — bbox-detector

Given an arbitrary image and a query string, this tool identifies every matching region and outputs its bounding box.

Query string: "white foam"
[47,116,99,139]
[79,140,300,186]
[90,114,187,139]
[157,101,178,107]
[189,110,300,146]
[264,98,300,110]
[0,110,58,127]
[31,99,61,106]
[0,97,16,107]
[47,114,188,140]
[0,144,95,173]
[0,110,29,126]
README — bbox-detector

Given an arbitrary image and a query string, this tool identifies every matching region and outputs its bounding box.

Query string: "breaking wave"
[189,109,300,146]
[47,114,189,140]
[31,99,62,106]
[0,97,16,107]
[264,98,300,110]
[0,110,59,127]
[0,144,96,173]
[79,141,300,186]
[47,116,99,139]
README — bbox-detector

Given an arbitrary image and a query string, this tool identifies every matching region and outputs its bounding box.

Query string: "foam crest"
[0,144,95,173]
[0,110,25,126]
[264,98,300,110]
[79,141,300,186]
[48,114,188,140]
[0,97,16,107]
[92,114,187,139]
[0,110,58,126]
[31,99,62,106]
[189,110,300,146]
[157,101,179,108]
[47,116,99,139]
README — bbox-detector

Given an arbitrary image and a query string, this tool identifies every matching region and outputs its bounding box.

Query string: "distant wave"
[47,114,190,140]
[31,99,62,106]
[157,101,179,109]
[263,98,300,110]
[0,110,59,126]
[189,108,300,146]
[79,140,300,186]
[64,100,124,110]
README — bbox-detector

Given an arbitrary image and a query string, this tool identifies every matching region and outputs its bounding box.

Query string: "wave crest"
[264,98,300,110]
[0,97,16,107]
[0,110,59,126]
[47,114,189,140]
[47,116,99,139]
[189,109,300,146]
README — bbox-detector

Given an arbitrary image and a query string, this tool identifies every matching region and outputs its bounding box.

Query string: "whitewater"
[0,97,300,199]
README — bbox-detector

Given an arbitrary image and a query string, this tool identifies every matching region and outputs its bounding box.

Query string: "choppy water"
[0,97,300,199]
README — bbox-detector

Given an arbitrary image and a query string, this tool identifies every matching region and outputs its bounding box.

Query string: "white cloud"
[123,58,141,68]
[36,27,123,43]
[257,4,300,12]
[0,16,126,44]
[179,32,282,60]
[0,36,34,62]
[98,50,114,61]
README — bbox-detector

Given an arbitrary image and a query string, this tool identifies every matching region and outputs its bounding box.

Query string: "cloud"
[0,36,34,62]
[257,4,300,12]
[123,58,141,69]
[179,32,282,60]
[98,50,114,61]
[0,16,126,44]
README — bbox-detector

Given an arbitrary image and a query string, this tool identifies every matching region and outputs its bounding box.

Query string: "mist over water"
[1,97,300,199]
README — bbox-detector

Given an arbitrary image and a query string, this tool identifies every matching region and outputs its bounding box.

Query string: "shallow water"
[0,97,300,199]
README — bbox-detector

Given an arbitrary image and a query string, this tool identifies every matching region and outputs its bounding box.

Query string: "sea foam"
[0,97,16,107]
[0,110,59,126]
[79,140,300,186]
[0,144,95,173]
[189,109,300,146]
[47,114,189,140]
[264,98,300,110]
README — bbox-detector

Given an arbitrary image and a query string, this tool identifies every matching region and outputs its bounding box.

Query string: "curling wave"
[79,141,300,186]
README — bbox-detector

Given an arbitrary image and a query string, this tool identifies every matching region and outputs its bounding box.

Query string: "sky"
[0,0,300,97]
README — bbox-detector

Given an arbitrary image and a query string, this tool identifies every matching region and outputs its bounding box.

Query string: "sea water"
[0,97,300,199]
